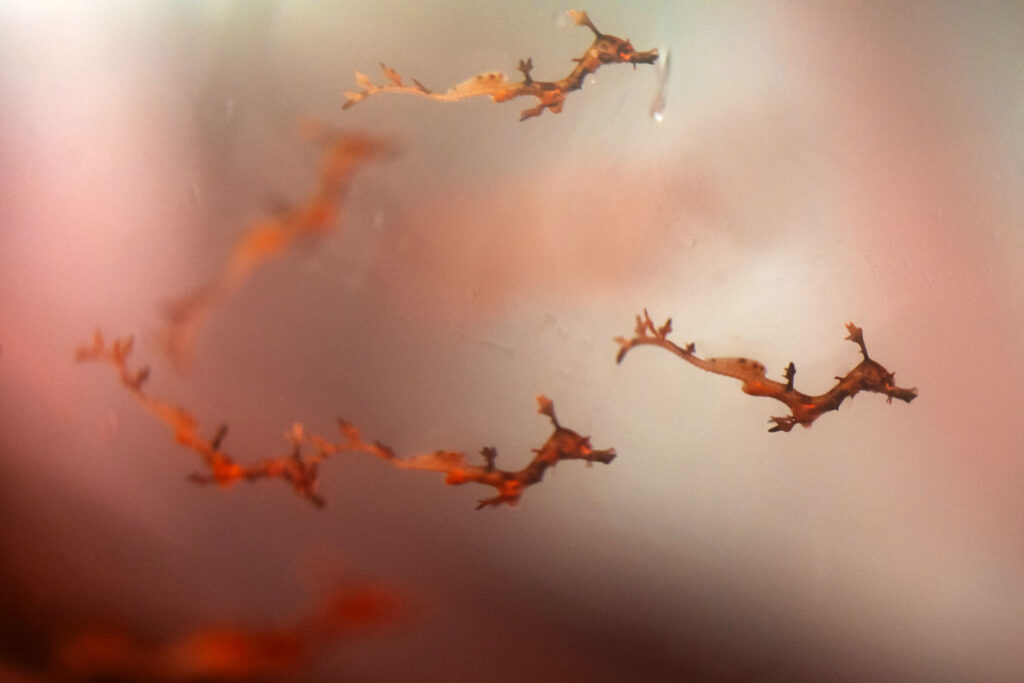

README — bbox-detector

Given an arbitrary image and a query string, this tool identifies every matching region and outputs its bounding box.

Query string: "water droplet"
[649,49,671,123]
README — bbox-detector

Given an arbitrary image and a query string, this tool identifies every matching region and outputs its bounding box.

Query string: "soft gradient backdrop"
[2,1,1023,680]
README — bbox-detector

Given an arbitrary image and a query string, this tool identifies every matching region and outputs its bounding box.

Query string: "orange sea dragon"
[616,310,918,432]
[343,10,659,121]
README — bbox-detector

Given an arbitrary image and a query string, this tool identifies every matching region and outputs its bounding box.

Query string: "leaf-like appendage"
[380,63,403,86]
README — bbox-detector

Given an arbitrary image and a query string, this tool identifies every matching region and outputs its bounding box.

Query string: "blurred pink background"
[2,1,1023,680]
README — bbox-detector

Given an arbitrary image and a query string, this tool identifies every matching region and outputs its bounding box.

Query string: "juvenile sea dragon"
[616,311,918,432]
[343,10,659,121]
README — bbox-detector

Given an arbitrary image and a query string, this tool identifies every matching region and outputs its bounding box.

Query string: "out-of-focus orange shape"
[318,584,405,633]
[167,629,304,679]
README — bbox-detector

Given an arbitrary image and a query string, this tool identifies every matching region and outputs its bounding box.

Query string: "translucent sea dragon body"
[77,333,616,509]
[343,10,659,121]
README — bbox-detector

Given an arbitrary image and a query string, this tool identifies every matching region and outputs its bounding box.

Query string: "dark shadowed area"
[2,1,1023,681]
